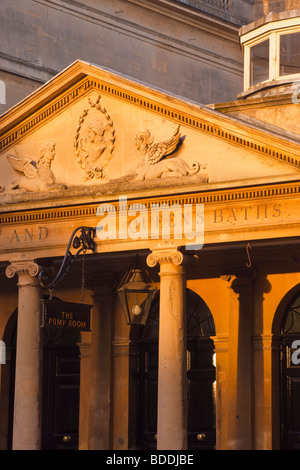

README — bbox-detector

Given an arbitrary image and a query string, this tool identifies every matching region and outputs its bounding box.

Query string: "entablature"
[0,179,300,263]
[1,61,300,264]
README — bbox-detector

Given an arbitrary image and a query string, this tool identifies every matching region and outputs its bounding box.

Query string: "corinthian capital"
[5,261,40,279]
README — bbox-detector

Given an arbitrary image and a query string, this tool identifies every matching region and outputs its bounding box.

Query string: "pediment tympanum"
[0,60,300,206]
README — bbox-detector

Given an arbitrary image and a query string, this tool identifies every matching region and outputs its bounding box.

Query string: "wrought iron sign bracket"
[38,226,96,293]
[220,242,256,282]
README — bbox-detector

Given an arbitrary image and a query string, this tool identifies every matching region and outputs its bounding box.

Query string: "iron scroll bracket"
[38,226,96,292]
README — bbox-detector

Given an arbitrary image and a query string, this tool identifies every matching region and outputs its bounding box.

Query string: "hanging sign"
[41,299,92,331]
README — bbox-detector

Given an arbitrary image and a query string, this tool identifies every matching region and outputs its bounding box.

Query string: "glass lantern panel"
[250,39,270,87]
[283,295,300,334]
[280,32,300,76]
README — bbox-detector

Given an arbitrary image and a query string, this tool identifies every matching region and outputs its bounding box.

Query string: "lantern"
[117,257,157,325]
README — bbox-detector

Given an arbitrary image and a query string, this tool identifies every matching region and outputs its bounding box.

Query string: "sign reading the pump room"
[41,299,92,331]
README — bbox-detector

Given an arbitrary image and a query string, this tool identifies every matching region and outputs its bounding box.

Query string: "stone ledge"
[239,8,300,36]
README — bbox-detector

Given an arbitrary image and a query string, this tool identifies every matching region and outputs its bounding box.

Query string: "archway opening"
[134,288,216,450]
[280,289,300,450]
[2,300,81,450]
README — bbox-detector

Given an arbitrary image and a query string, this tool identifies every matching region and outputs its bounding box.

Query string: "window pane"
[280,32,300,76]
[250,39,270,86]
[283,295,300,334]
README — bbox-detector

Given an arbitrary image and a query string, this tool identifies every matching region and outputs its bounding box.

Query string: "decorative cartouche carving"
[134,125,204,181]
[74,95,116,181]
[6,141,66,193]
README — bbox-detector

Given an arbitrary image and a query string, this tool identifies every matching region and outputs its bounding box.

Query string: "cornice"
[27,0,242,86]
[126,0,241,31]
[0,61,87,135]
[0,51,56,84]
[1,69,300,175]
[0,76,92,151]
[1,179,300,228]
[34,0,240,38]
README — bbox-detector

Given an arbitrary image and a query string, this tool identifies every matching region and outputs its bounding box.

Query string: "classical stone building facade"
[1,0,300,451]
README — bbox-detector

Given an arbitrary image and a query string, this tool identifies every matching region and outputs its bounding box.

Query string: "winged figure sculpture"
[6,142,66,193]
[135,125,201,181]
[135,125,181,165]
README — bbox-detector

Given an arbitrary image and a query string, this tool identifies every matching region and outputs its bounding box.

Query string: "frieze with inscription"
[0,194,298,261]
[211,204,282,225]
[8,226,49,244]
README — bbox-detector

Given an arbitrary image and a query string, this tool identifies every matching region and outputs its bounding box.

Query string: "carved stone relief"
[134,125,208,182]
[74,95,116,181]
[0,97,209,198]
[4,141,66,193]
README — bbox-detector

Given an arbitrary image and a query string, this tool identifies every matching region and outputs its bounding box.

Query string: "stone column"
[227,273,254,450]
[88,280,114,450]
[147,248,189,450]
[252,274,273,450]
[5,261,43,450]
[212,334,229,450]
[78,341,91,450]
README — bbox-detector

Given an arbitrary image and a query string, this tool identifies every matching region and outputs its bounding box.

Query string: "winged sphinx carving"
[134,125,202,181]
[6,141,66,193]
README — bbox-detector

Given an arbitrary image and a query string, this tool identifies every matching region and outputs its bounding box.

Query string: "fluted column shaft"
[147,249,189,450]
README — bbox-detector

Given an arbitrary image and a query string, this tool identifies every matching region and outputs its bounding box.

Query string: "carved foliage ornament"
[74,95,116,181]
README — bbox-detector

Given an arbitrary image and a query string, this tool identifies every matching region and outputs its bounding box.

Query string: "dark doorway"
[136,289,216,450]
[280,292,300,450]
[5,308,81,450]
[42,328,81,450]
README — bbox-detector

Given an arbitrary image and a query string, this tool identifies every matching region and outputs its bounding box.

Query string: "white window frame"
[241,18,300,91]
[278,29,300,80]
[244,34,271,90]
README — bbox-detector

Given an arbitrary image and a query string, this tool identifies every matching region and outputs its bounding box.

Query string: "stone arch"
[0,298,82,450]
[271,283,300,449]
[136,287,216,341]
[272,283,300,334]
[131,287,216,450]
[0,309,17,449]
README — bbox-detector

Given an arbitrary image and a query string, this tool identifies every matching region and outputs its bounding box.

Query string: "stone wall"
[254,0,300,18]
[0,0,245,113]
[178,0,253,25]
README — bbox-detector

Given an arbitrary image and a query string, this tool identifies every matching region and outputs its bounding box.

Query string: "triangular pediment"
[1,60,300,205]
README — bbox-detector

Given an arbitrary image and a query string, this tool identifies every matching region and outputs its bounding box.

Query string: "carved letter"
[24,228,33,241]
[241,206,252,221]
[256,205,268,219]
[39,226,49,240]
[214,209,223,224]
[128,203,149,240]
[10,230,19,243]
[272,204,281,218]
[227,209,237,222]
